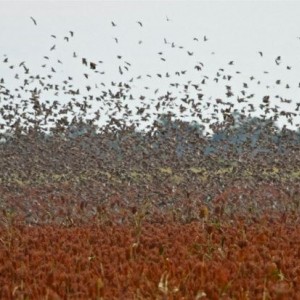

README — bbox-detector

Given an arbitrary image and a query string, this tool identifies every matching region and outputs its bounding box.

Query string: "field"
[0,129,300,299]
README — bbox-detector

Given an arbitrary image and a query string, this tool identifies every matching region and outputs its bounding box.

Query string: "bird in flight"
[137,21,143,27]
[82,58,87,66]
[30,17,37,26]
[275,56,281,65]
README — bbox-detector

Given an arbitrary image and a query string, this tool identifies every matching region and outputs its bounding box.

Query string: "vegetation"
[0,115,299,299]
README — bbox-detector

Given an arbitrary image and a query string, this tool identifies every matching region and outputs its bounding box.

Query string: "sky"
[0,1,300,133]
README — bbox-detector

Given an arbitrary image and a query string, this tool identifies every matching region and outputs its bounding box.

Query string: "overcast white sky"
[1,1,300,132]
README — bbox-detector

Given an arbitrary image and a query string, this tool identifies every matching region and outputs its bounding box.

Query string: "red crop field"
[1,214,300,299]
[1,137,300,299]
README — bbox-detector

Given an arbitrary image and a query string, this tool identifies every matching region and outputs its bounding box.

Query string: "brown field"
[1,181,300,300]
[0,101,300,300]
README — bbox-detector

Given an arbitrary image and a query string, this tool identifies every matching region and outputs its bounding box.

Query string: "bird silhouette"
[30,17,37,26]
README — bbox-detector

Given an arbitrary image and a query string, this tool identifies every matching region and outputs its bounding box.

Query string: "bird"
[275,56,281,65]
[263,96,270,104]
[90,62,96,70]
[82,58,87,66]
[137,21,143,27]
[118,66,123,75]
[30,17,37,26]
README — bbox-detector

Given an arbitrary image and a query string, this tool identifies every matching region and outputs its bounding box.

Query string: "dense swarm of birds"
[0,16,300,225]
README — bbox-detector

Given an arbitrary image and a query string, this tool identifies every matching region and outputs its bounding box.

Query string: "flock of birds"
[0,16,299,140]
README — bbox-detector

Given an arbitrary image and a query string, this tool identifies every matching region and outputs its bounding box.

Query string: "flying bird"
[119,66,123,75]
[82,58,87,66]
[90,62,96,70]
[137,21,143,27]
[263,95,270,104]
[30,17,37,26]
